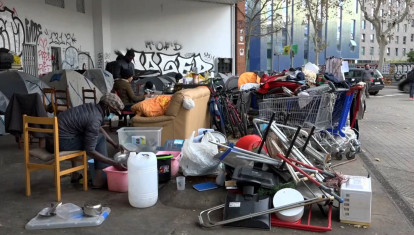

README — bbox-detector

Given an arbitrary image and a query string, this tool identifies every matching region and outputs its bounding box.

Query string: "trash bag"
[180,131,220,176]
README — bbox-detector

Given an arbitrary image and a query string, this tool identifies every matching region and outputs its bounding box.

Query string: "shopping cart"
[258,93,336,131]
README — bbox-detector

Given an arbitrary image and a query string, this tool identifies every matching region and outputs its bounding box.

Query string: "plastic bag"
[180,131,220,176]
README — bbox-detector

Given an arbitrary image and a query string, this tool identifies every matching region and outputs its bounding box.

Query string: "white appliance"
[340,175,372,226]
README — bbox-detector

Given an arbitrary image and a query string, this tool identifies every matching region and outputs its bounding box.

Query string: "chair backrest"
[42,88,57,115]
[55,89,70,112]
[82,87,97,104]
[23,115,58,156]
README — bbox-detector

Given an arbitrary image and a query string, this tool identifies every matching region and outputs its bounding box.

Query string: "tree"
[407,50,414,62]
[238,0,287,70]
[358,0,414,71]
[296,0,351,65]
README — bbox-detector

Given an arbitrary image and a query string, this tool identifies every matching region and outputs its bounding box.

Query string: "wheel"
[334,152,343,160]
[346,151,356,160]
[369,91,379,95]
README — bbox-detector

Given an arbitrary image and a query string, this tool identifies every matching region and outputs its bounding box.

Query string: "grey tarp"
[40,70,103,108]
[134,75,176,91]
[0,70,50,112]
[0,90,8,114]
[82,69,114,94]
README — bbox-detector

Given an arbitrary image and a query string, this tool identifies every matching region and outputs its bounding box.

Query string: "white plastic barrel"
[128,152,158,208]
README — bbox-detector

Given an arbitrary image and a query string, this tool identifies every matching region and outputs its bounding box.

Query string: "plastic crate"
[117,127,162,152]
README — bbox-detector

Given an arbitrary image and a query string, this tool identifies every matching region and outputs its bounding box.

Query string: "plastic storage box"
[117,127,162,152]
[340,175,372,226]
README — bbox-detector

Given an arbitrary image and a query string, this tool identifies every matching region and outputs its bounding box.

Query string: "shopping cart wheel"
[334,152,343,160]
[346,152,356,160]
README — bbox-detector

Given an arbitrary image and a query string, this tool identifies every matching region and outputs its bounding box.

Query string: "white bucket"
[273,188,304,222]
[128,152,158,208]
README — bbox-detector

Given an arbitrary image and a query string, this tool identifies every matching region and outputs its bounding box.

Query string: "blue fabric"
[59,133,110,170]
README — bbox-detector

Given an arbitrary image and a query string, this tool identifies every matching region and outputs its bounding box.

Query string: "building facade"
[248,0,360,72]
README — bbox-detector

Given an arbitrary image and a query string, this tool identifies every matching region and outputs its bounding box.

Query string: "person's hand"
[113,162,127,171]
[117,144,127,153]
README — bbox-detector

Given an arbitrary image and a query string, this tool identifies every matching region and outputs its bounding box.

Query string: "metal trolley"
[258,93,336,131]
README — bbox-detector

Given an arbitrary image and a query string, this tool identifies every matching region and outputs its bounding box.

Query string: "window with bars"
[76,0,85,13]
[370,47,374,55]
[395,48,399,56]
[361,46,365,55]
[45,0,64,8]
[362,20,366,29]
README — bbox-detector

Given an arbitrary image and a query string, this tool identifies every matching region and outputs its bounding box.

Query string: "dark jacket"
[57,103,104,152]
[113,79,144,106]
[5,93,48,138]
[112,59,134,80]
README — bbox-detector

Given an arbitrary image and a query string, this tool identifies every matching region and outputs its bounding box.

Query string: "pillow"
[131,95,172,117]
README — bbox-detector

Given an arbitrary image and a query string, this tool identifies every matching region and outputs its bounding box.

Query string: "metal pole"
[271,0,274,72]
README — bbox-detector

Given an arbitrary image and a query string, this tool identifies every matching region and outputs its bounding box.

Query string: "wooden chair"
[42,88,57,115]
[55,89,70,114]
[23,115,88,202]
[82,87,97,104]
[113,90,134,126]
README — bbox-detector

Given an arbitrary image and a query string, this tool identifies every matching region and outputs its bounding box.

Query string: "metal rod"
[279,126,301,170]
[257,112,276,154]
[302,126,316,152]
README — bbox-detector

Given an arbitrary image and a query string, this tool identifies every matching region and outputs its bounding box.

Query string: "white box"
[340,175,372,226]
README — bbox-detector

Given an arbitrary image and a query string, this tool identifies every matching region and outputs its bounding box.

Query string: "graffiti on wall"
[62,46,94,70]
[37,37,51,74]
[97,52,111,69]
[44,29,77,47]
[132,51,213,75]
[144,41,182,51]
[0,4,24,55]
[25,18,42,44]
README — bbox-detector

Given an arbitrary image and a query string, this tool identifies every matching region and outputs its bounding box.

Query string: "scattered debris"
[374,158,381,162]
[340,226,345,229]
[354,224,362,228]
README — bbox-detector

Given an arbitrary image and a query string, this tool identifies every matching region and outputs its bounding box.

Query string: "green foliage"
[257,182,296,196]
[407,51,414,63]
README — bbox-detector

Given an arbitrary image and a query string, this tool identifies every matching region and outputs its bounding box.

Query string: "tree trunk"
[245,35,250,71]
[377,40,387,72]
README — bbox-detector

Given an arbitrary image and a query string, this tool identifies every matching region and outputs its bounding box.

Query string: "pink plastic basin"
[103,166,128,192]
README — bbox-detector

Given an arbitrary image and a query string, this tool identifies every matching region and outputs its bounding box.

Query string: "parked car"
[344,68,385,95]
[398,75,411,93]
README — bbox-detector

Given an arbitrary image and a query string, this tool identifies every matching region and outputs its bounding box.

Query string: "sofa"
[131,86,211,145]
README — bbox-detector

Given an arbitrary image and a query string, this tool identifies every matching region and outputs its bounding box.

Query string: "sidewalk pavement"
[359,86,414,227]
[1,128,413,234]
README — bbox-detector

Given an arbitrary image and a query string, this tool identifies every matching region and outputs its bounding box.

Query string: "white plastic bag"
[180,131,220,176]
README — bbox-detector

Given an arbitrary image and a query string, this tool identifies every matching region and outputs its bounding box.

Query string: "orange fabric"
[238,72,261,89]
[131,95,172,117]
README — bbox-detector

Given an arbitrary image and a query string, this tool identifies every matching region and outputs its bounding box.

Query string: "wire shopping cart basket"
[258,93,336,130]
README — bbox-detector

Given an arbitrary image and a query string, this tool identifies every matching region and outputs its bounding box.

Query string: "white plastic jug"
[128,152,158,208]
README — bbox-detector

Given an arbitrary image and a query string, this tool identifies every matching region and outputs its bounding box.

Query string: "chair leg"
[83,154,88,191]
[25,167,31,197]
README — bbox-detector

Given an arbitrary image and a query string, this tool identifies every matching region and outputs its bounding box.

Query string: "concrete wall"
[106,0,233,75]
[1,0,234,76]
[1,0,95,75]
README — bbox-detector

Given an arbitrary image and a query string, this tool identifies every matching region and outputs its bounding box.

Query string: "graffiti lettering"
[0,6,24,55]
[37,37,52,75]
[47,30,77,46]
[62,46,93,70]
[97,52,111,69]
[25,18,42,44]
[203,52,215,60]
[131,51,213,75]
[144,41,182,51]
